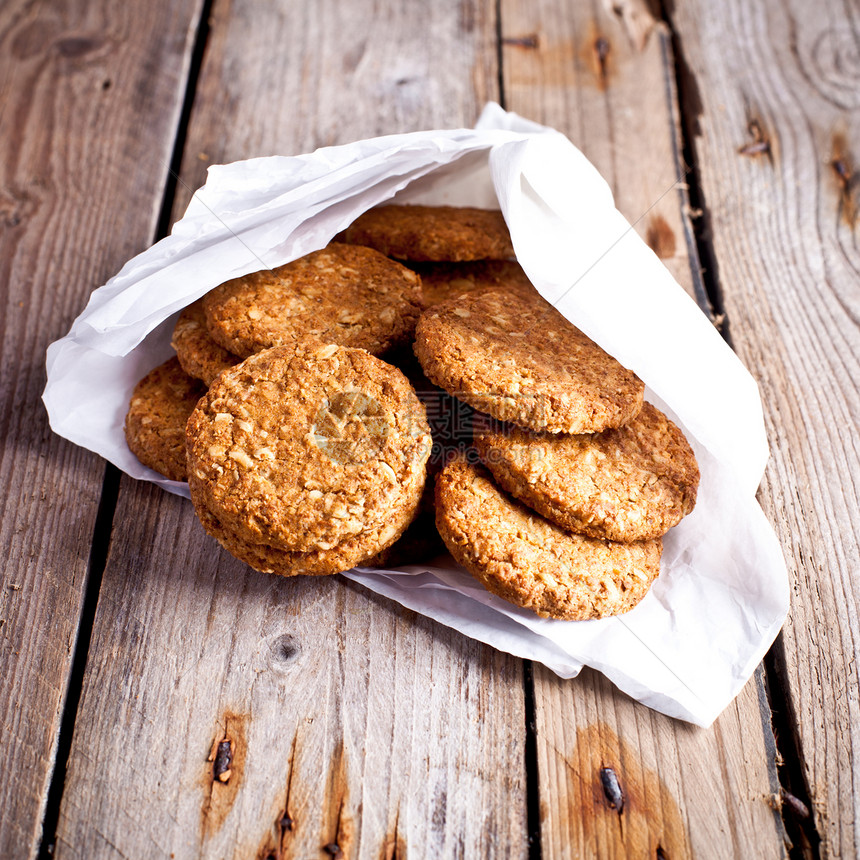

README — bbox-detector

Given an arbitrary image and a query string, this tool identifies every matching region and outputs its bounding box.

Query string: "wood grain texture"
[57,483,526,859]
[501,0,704,305]
[56,1,529,857]
[532,665,786,858]
[0,0,203,856]
[501,0,789,856]
[170,0,499,219]
[666,1,860,857]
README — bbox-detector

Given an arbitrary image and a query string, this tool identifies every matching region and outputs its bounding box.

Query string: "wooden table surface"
[2,0,858,857]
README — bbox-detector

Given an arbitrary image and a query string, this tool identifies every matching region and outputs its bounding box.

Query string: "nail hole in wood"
[599,765,624,814]
[213,739,233,783]
[738,118,771,159]
[594,35,610,85]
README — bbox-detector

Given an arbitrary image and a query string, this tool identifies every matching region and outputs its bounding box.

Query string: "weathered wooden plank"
[170,0,499,218]
[531,665,786,858]
[55,1,529,858]
[665,0,860,856]
[501,0,789,856]
[0,0,204,856]
[57,483,525,858]
[501,0,703,305]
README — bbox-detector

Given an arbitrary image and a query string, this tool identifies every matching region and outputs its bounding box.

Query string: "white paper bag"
[43,104,789,727]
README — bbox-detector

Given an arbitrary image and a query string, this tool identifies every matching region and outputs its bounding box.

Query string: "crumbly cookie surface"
[202,243,422,359]
[124,357,205,482]
[171,299,241,385]
[411,259,536,306]
[474,403,699,542]
[195,490,422,577]
[414,289,644,434]
[341,205,514,262]
[186,343,432,553]
[435,457,662,620]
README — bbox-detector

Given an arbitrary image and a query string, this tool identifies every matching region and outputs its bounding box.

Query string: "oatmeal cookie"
[435,456,662,620]
[412,259,536,306]
[341,205,514,262]
[474,402,699,542]
[124,357,205,481]
[414,289,644,434]
[202,244,422,359]
[171,299,241,385]
[186,342,432,553]
[195,497,419,576]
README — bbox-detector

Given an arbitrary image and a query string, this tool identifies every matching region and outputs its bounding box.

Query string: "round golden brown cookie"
[435,456,662,620]
[195,496,420,577]
[474,402,699,543]
[414,289,644,434]
[411,259,536,306]
[124,357,205,481]
[171,299,241,385]
[186,342,432,553]
[341,205,514,262]
[202,244,422,359]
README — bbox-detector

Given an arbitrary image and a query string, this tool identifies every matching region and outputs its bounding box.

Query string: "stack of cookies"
[124,204,699,622]
[185,342,431,575]
[125,242,434,574]
[414,288,699,621]
[345,205,700,620]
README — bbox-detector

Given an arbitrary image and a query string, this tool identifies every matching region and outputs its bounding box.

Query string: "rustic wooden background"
[1,0,857,857]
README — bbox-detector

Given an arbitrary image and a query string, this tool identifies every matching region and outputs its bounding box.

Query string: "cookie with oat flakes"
[341,205,514,262]
[194,494,422,577]
[474,402,699,543]
[414,289,644,434]
[186,342,432,554]
[202,244,422,359]
[171,299,241,385]
[411,259,536,307]
[124,357,205,482]
[435,456,662,620]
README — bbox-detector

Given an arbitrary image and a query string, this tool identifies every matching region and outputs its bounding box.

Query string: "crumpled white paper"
[43,103,789,727]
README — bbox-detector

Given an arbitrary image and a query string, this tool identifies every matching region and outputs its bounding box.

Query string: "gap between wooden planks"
[44,0,798,858]
[54,1,527,858]
[0,0,206,856]
[667,0,860,857]
[500,0,790,856]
